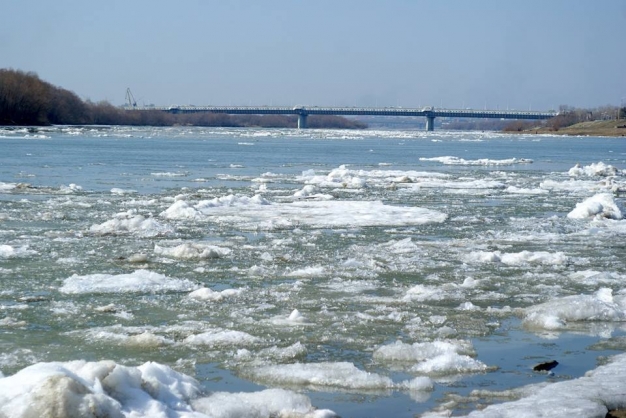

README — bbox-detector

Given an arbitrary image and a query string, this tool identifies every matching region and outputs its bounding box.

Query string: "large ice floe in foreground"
[567,193,624,220]
[440,352,626,418]
[161,194,447,230]
[0,360,336,418]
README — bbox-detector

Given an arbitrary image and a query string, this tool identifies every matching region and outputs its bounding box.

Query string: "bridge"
[132,105,557,131]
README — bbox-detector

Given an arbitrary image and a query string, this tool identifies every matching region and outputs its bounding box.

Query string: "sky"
[1,0,625,111]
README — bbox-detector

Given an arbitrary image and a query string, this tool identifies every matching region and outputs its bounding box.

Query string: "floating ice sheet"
[59,269,198,294]
[523,288,626,330]
[0,360,335,418]
[419,156,533,166]
[161,196,447,230]
[244,361,432,393]
[90,210,173,237]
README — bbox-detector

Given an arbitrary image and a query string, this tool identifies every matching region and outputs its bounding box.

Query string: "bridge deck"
[133,105,556,120]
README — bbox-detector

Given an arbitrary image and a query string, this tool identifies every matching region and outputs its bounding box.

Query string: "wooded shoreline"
[0,68,366,129]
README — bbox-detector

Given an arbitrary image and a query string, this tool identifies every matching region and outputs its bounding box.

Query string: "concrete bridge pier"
[425,115,435,131]
[297,113,308,129]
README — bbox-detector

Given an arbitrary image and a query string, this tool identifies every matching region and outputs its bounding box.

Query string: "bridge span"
[133,105,557,131]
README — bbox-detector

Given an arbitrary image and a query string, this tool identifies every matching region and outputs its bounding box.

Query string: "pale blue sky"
[2,0,625,110]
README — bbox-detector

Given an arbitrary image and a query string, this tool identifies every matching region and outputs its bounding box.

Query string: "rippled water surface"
[1,126,625,417]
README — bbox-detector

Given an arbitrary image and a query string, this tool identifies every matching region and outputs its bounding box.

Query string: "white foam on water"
[419,156,533,166]
[59,269,198,294]
[448,352,626,418]
[90,210,173,237]
[523,288,626,330]
[567,193,624,220]
[154,243,231,260]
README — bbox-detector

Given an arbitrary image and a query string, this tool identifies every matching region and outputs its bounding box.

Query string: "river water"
[0,126,625,417]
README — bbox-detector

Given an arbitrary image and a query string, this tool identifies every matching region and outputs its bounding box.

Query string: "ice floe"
[59,269,198,294]
[0,360,335,418]
[465,250,568,266]
[0,245,37,258]
[293,185,333,200]
[161,196,447,230]
[154,242,231,260]
[523,288,626,330]
[567,193,624,220]
[188,287,243,301]
[419,156,533,166]
[410,352,489,376]
[90,210,173,237]
[0,182,18,192]
[191,389,337,418]
[568,162,622,177]
[244,361,432,392]
[448,352,626,418]
[183,328,261,347]
[374,340,476,363]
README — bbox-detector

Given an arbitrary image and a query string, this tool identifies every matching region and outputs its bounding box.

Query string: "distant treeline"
[0,69,366,129]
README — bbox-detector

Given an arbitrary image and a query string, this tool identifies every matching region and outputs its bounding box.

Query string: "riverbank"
[526,119,626,137]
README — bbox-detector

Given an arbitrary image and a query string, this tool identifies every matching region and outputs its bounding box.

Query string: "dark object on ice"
[533,360,559,372]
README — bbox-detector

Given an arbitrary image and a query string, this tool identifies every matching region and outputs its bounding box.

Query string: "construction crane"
[125,88,137,109]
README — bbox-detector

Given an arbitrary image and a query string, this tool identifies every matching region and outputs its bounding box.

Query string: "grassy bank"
[525,119,626,137]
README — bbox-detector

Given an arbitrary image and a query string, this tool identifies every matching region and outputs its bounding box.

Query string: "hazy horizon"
[2,0,625,110]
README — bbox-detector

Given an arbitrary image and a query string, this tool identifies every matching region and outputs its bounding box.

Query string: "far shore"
[521,119,626,137]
